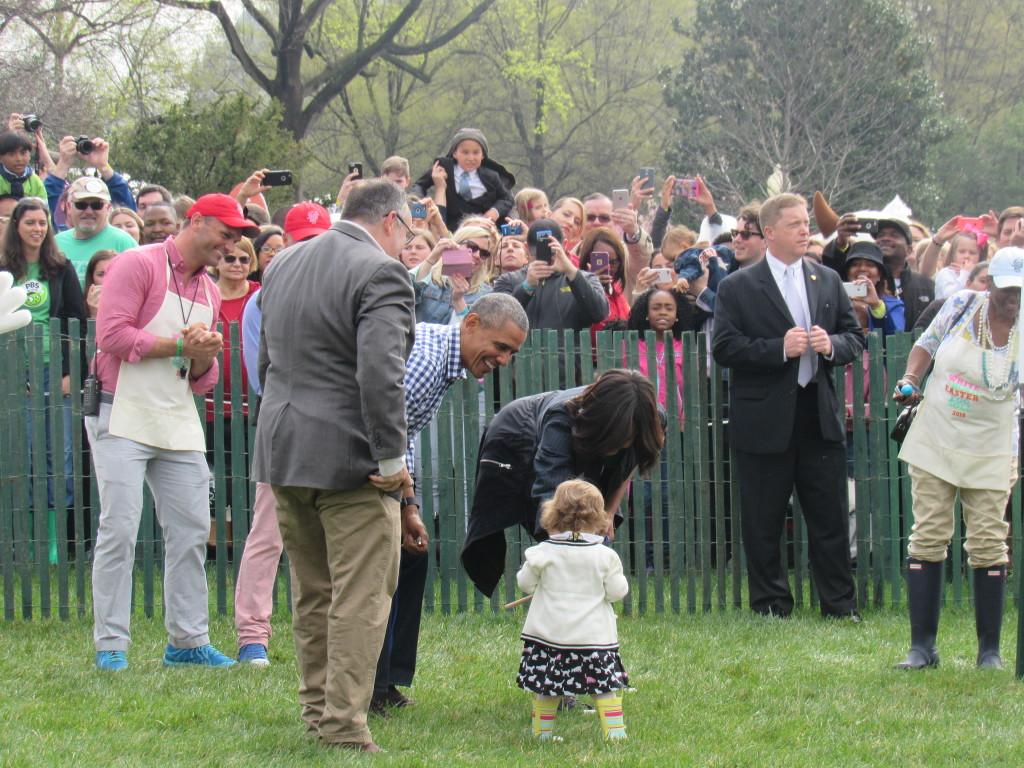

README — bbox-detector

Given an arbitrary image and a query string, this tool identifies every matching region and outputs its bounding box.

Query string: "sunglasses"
[222,255,251,264]
[586,213,613,224]
[732,229,763,241]
[465,242,492,259]
[74,201,106,211]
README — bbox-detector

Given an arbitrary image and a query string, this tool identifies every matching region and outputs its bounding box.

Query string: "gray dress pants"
[86,403,211,651]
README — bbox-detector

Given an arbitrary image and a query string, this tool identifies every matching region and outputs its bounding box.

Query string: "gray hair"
[468,292,529,333]
[342,179,408,224]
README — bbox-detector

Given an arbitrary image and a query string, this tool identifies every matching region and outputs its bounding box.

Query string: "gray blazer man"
[253,179,416,753]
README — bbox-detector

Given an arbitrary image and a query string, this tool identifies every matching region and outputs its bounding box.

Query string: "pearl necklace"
[977,297,1017,398]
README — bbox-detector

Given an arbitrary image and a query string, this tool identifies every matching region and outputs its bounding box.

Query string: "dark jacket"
[492,267,608,332]
[36,260,88,378]
[409,156,515,230]
[460,387,638,596]
[895,268,935,332]
[822,239,932,331]
[711,257,865,454]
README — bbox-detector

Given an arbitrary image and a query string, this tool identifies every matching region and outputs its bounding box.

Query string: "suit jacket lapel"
[803,260,822,323]
[755,258,795,327]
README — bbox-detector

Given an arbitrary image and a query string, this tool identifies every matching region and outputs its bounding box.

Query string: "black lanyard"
[167,251,201,328]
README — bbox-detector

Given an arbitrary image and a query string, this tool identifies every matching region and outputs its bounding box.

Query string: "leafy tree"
[664,0,948,213]
[154,0,498,141]
[112,93,300,201]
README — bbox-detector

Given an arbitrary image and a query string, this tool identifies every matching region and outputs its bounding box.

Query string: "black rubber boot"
[895,558,943,670]
[973,564,1006,669]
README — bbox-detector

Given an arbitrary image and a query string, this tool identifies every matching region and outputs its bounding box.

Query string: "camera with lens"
[75,136,95,155]
[22,114,42,132]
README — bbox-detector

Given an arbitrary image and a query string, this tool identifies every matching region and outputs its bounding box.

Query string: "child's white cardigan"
[517,532,629,651]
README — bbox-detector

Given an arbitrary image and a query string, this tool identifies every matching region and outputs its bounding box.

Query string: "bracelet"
[521,280,535,294]
[902,372,920,383]
[931,235,944,247]
[176,337,184,357]
[456,306,470,317]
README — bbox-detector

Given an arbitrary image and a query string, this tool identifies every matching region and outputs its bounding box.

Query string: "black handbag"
[889,404,917,444]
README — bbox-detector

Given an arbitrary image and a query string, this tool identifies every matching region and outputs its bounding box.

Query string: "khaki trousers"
[907,463,1014,568]
[272,483,400,745]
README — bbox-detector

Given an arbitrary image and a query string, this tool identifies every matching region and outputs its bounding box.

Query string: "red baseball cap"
[284,201,331,242]
[187,193,260,237]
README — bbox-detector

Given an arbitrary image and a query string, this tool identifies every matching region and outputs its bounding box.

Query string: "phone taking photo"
[652,267,675,284]
[590,251,611,274]
[639,167,656,191]
[410,202,427,220]
[843,281,868,299]
[674,177,699,199]
[611,189,630,209]
[348,162,363,179]
[534,229,553,264]
[263,170,293,187]
[441,248,475,279]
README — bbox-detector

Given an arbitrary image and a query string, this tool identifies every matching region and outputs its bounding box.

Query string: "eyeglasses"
[732,229,763,241]
[222,255,251,264]
[465,242,492,259]
[394,212,417,245]
[586,213,613,224]
[259,245,282,255]
[74,201,106,211]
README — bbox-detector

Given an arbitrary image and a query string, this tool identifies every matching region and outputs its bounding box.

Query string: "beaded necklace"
[977,297,1017,399]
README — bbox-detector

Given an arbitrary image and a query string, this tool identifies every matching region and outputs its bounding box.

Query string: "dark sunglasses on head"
[222,255,251,264]
[732,229,762,240]
[74,201,106,211]
[586,213,613,224]
[465,242,492,259]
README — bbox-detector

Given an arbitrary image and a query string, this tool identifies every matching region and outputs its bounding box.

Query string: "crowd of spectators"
[3,110,1024,746]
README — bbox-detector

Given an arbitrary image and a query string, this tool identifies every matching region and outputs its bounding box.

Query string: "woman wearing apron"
[893,246,1024,670]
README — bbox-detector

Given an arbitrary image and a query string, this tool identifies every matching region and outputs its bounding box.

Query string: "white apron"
[899,325,1017,491]
[108,259,213,451]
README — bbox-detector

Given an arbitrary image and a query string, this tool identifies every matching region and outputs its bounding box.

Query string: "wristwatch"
[400,495,420,509]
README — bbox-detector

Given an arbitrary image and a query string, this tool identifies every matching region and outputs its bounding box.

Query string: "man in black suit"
[712,193,865,619]
[409,128,516,231]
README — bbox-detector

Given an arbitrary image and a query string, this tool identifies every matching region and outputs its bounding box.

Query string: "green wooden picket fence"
[1,321,1022,623]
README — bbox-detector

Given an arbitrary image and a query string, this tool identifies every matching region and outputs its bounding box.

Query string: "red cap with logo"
[284,202,332,242]
[186,193,260,237]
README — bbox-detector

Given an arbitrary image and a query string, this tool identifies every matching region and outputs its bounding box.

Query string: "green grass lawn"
[2,606,1023,767]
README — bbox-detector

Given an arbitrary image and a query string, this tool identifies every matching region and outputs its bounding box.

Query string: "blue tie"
[783,265,815,387]
[457,172,473,200]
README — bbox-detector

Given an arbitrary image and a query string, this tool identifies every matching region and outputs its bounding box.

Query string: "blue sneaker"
[238,643,270,667]
[95,650,128,671]
[162,643,237,668]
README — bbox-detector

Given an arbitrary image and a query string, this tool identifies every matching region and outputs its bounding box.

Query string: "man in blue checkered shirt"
[372,292,529,714]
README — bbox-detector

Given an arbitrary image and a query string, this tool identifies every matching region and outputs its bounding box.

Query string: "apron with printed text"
[108,259,212,451]
[899,327,1017,491]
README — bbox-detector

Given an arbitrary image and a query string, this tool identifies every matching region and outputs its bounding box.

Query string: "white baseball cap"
[989,247,1024,289]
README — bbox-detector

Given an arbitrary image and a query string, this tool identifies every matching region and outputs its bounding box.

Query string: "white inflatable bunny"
[0,271,32,334]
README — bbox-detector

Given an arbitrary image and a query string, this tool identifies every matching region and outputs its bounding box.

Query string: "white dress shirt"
[454,166,486,199]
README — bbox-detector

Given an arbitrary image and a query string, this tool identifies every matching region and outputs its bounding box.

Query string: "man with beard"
[55,177,137,284]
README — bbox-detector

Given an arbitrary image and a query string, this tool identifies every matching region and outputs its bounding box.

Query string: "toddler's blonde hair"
[539,478,606,535]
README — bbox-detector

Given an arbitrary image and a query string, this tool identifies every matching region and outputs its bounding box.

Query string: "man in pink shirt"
[87,193,258,671]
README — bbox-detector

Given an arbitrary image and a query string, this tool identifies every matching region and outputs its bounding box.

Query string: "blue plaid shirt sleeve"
[403,324,466,479]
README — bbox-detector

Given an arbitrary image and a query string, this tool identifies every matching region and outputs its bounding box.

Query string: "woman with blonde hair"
[412,224,496,324]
